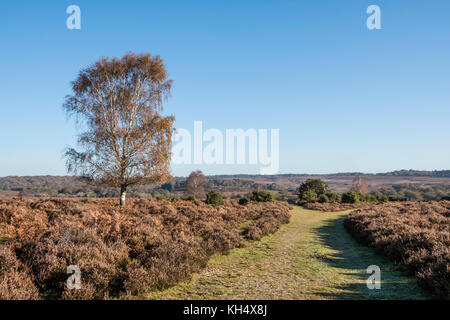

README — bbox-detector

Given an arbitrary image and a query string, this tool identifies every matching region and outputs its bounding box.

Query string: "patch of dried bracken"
[0,198,291,299]
[345,201,450,299]
[302,201,373,212]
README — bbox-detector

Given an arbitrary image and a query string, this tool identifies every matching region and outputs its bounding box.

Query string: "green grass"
[147,206,428,300]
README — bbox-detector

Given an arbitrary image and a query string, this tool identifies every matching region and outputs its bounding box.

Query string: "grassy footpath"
[147,206,428,300]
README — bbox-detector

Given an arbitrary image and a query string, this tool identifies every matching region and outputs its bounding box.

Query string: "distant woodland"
[1,170,449,202]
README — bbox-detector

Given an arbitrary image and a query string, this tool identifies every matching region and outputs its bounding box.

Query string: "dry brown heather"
[302,202,373,212]
[345,201,450,299]
[0,198,291,300]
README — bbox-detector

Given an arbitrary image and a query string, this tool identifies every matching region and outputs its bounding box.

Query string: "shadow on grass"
[310,215,428,300]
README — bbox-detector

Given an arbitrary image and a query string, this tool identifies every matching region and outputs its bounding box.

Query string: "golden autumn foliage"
[185,170,208,198]
[64,53,174,206]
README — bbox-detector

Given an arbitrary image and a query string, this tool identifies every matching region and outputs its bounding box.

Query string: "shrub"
[388,195,406,202]
[372,191,389,202]
[318,194,329,203]
[363,193,377,202]
[181,195,199,205]
[238,197,250,206]
[155,194,168,201]
[341,191,360,204]
[298,179,329,201]
[205,191,224,207]
[301,189,317,203]
[325,191,341,203]
[250,190,274,203]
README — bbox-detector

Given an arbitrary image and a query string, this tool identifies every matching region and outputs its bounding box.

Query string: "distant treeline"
[1,172,449,201]
[376,170,450,177]
[298,179,450,203]
[0,176,79,190]
[2,169,450,189]
[210,169,450,178]
[0,175,264,199]
[377,184,450,201]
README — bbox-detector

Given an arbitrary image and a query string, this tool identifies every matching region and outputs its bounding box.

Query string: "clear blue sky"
[1,0,449,177]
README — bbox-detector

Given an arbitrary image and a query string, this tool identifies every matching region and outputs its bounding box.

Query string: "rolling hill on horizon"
[1,170,449,202]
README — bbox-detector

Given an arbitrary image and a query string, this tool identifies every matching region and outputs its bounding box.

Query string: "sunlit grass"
[147,206,428,300]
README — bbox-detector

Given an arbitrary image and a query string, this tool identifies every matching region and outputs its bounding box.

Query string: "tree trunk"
[120,185,127,207]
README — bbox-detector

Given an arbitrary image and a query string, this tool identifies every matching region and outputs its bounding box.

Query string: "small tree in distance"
[351,176,369,194]
[185,170,208,198]
[297,179,330,202]
[64,53,175,206]
[205,191,224,207]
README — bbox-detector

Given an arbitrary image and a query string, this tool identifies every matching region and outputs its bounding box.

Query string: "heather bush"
[205,191,224,207]
[181,195,199,205]
[238,197,250,206]
[345,201,450,299]
[341,191,360,203]
[0,197,290,299]
[297,179,329,202]
[242,202,291,240]
[0,246,40,300]
[301,189,317,202]
[325,191,340,203]
[302,201,372,212]
[251,190,274,203]
[318,194,329,203]
[155,194,168,201]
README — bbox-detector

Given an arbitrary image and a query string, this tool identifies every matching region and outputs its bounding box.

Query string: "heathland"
[0,172,448,300]
[0,198,290,299]
[1,170,450,203]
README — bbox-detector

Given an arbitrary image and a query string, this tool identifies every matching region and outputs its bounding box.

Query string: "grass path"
[147,206,428,300]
